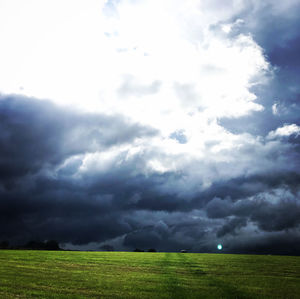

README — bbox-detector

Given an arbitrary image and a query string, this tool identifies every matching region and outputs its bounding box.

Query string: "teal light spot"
[217,244,222,250]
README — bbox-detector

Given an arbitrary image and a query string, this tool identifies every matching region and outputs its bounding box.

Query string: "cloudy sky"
[1,0,300,254]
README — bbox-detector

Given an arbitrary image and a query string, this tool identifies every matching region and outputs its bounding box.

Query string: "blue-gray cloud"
[0,94,299,254]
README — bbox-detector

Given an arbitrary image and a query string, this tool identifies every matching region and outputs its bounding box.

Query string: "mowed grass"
[0,250,299,298]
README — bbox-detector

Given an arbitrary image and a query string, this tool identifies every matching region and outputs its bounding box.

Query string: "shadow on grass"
[179,253,251,299]
[156,252,189,299]
[176,252,206,276]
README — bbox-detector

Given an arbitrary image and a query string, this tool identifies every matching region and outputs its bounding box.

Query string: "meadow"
[0,250,299,298]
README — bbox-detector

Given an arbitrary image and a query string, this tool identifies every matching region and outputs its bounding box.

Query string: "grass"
[0,250,299,298]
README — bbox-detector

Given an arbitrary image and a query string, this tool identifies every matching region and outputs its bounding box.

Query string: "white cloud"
[272,103,279,115]
[0,0,273,177]
[267,124,300,139]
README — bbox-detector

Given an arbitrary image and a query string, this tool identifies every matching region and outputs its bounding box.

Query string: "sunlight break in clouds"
[0,0,271,180]
[0,0,269,122]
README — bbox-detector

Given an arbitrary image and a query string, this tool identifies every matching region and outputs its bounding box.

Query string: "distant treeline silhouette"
[134,248,157,252]
[0,240,61,250]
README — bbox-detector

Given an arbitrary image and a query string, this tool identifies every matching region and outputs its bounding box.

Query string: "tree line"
[0,240,61,250]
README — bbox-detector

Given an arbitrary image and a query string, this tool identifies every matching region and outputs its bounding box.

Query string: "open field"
[0,250,299,298]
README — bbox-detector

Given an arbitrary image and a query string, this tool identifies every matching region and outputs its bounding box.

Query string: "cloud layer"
[0,0,300,254]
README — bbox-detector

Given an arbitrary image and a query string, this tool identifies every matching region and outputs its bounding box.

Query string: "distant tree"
[24,240,61,250]
[0,241,9,249]
[100,244,114,251]
[134,248,144,252]
[24,240,45,250]
[148,248,157,252]
[45,240,60,250]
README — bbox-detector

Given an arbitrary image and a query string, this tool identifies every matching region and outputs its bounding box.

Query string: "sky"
[0,0,300,254]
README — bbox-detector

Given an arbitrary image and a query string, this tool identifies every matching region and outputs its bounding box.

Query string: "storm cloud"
[0,0,300,255]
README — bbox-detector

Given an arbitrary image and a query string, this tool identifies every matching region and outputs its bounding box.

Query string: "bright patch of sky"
[0,0,277,176]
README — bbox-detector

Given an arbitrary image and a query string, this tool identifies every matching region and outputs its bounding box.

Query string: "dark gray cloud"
[0,93,160,245]
[0,94,157,186]
[216,217,247,238]
[206,190,300,231]
[222,232,300,255]
[0,91,299,254]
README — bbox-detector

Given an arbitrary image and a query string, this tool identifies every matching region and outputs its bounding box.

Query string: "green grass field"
[0,250,299,298]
